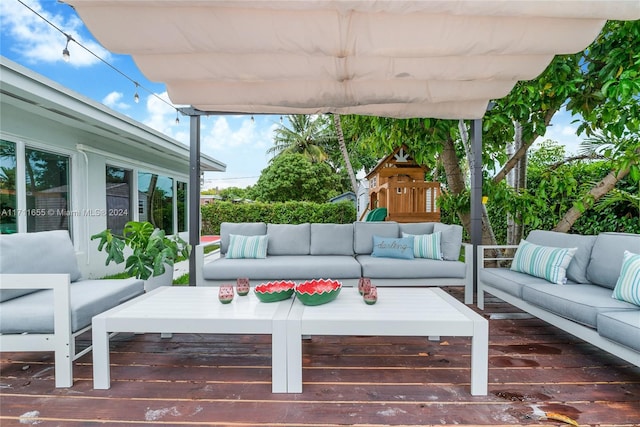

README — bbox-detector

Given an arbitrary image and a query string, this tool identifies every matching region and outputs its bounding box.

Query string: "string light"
[133,82,140,103]
[62,33,73,62]
[17,0,181,126]
[175,110,180,125]
[251,115,255,123]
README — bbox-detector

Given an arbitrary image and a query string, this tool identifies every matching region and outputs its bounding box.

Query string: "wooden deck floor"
[1,288,639,426]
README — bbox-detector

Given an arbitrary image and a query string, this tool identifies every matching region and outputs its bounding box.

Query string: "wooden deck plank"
[1,288,639,426]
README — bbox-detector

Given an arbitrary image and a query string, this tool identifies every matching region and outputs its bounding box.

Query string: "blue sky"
[1,0,585,189]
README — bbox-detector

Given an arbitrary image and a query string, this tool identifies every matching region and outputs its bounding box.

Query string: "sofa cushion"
[511,240,577,285]
[0,278,144,334]
[220,222,266,255]
[371,235,414,259]
[267,223,310,255]
[434,223,463,261]
[353,221,399,254]
[403,232,443,260]
[0,230,82,302]
[611,251,640,306]
[597,311,640,352]
[522,283,638,328]
[587,232,640,289]
[526,230,596,284]
[398,222,435,236]
[310,223,354,255]
[226,234,269,259]
[202,255,361,281]
[479,268,558,299]
[356,254,466,279]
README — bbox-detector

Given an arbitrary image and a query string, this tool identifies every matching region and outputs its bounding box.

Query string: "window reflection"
[0,140,17,234]
[138,172,173,234]
[177,181,187,232]
[25,148,70,232]
[106,166,132,235]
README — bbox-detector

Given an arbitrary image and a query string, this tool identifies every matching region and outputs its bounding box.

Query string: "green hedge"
[201,201,357,235]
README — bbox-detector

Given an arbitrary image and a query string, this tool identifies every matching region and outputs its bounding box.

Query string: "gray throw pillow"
[433,223,463,261]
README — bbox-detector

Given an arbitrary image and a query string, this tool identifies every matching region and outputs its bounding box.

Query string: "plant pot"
[144,264,173,292]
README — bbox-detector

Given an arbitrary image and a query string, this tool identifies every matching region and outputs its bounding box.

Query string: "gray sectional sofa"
[478,231,640,366]
[0,230,145,387]
[196,221,473,303]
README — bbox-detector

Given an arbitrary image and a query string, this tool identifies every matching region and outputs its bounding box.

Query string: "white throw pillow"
[402,232,443,260]
[226,234,268,259]
[611,250,640,306]
[511,239,577,285]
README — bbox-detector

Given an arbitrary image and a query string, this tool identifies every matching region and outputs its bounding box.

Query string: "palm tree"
[333,114,358,194]
[268,115,332,163]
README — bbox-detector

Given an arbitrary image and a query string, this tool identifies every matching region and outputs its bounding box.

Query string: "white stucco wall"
[1,58,224,279]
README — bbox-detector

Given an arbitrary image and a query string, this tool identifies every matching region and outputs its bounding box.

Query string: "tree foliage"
[250,153,341,203]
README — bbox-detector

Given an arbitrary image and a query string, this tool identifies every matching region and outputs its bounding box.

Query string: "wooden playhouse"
[365,145,441,223]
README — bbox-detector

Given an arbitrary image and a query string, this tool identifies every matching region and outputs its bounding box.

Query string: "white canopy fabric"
[65,0,640,119]
[65,0,639,285]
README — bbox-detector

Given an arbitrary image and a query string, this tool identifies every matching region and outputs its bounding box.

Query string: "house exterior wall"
[0,58,225,279]
[1,103,192,278]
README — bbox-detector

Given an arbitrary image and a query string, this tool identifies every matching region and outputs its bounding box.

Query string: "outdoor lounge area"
[2,1,640,426]
[1,287,639,426]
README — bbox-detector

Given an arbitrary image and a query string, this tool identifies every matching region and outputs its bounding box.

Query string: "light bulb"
[133,83,140,103]
[62,34,73,63]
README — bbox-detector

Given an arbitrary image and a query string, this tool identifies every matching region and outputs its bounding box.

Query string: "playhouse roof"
[365,145,429,180]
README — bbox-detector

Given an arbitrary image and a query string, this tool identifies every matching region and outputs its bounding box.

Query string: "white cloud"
[205,117,254,150]
[534,108,585,155]
[102,91,130,110]
[0,0,110,67]
[141,91,188,142]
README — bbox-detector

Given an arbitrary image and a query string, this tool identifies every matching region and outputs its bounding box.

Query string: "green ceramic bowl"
[295,279,342,306]
[254,281,295,303]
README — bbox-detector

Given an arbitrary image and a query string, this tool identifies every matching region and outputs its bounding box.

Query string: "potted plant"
[91,221,190,289]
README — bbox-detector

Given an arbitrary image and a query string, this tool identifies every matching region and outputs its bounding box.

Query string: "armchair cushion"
[0,230,82,302]
[0,278,144,334]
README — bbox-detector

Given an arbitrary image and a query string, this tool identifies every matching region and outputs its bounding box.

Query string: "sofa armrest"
[461,243,473,304]
[195,244,205,286]
[476,245,519,310]
[0,273,73,387]
[477,245,519,268]
[0,273,72,339]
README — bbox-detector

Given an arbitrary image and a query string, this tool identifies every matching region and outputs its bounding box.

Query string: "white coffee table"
[91,286,294,392]
[285,287,488,395]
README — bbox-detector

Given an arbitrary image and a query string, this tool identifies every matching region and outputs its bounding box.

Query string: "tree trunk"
[553,167,630,232]
[333,114,358,194]
[507,121,525,244]
[442,135,496,244]
[493,108,556,185]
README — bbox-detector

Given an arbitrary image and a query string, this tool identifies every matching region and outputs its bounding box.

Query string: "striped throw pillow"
[226,234,268,259]
[510,239,577,285]
[402,232,443,260]
[612,251,640,306]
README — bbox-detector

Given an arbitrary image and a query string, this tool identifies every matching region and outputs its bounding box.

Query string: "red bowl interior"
[255,281,295,294]
[296,279,342,295]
